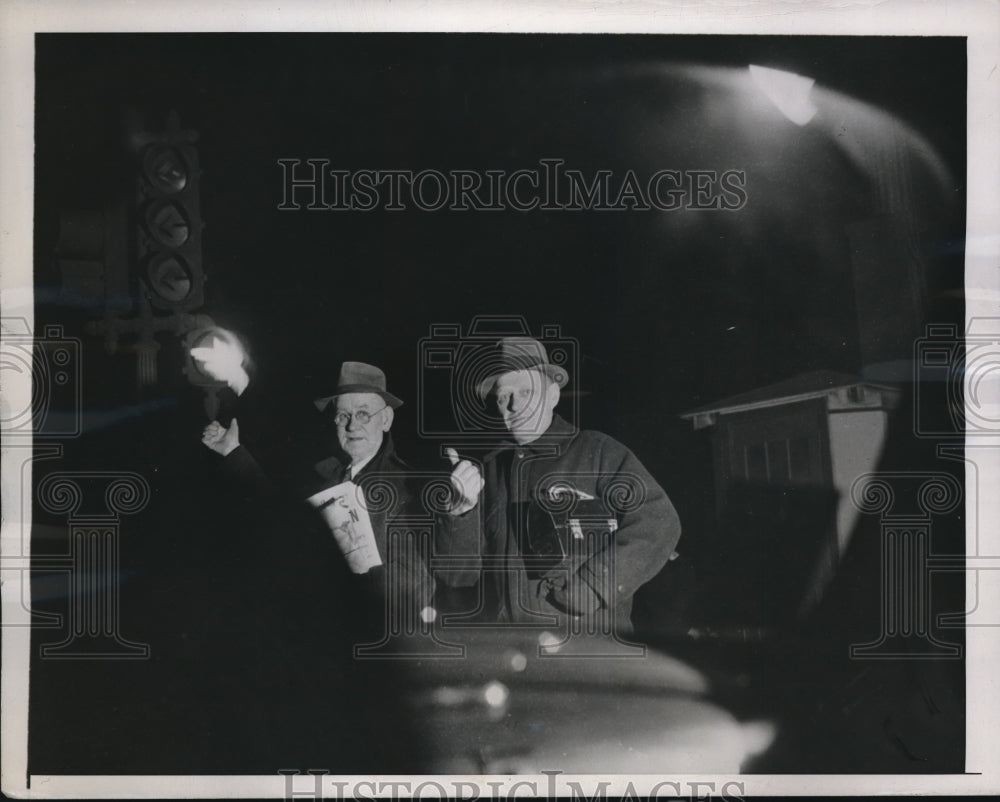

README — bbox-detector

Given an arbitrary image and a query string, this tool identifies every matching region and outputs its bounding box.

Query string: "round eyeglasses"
[333,405,387,427]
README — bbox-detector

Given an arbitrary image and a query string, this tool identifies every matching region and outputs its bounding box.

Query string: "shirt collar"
[349,432,398,479]
[315,431,398,483]
[348,450,377,480]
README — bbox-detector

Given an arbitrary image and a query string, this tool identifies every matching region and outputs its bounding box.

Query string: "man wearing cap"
[439,337,681,635]
[200,361,433,621]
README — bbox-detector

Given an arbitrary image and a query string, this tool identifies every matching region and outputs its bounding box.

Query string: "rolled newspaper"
[306,480,382,574]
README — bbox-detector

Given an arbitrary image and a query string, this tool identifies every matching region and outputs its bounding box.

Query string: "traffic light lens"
[143,145,189,194]
[147,254,193,303]
[145,200,191,248]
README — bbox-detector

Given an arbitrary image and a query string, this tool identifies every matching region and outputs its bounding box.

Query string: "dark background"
[28,33,967,775]
[32,31,967,545]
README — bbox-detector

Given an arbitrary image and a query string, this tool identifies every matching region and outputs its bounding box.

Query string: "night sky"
[33,34,966,539]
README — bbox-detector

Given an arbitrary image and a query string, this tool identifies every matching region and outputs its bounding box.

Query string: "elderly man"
[200,361,433,620]
[440,337,681,634]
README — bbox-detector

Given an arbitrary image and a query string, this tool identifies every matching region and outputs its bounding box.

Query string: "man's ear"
[382,406,395,432]
[546,378,561,408]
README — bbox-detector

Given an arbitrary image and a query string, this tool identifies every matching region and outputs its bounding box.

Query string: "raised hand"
[202,418,241,457]
[446,447,483,516]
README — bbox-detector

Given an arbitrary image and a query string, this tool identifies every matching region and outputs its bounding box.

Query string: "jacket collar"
[485,414,578,460]
[314,431,403,482]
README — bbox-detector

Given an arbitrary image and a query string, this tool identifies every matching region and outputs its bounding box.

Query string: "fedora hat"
[475,337,569,399]
[313,361,403,412]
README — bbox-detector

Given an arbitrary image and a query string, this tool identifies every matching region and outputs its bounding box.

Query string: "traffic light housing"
[135,115,205,312]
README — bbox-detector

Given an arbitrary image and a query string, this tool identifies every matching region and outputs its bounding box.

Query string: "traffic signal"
[134,113,205,312]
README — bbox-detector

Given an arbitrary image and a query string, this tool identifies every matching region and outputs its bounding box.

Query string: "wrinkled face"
[494,369,560,445]
[334,392,393,463]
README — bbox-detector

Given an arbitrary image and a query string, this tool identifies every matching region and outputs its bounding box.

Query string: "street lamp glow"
[749,64,818,126]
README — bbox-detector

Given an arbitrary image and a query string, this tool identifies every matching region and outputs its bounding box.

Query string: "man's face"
[335,392,393,463]
[493,369,560,445]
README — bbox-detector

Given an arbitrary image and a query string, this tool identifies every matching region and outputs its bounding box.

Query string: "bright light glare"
[538,630,563,654]
[741,720,778,760]
[505,650,528,672]
[749,65,818,126]
[190,329,248,393]
[482,681,509,709]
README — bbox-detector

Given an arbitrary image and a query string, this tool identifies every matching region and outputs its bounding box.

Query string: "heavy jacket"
[224,433,433,617]
[436,415,681,633]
